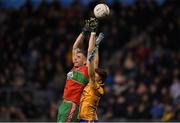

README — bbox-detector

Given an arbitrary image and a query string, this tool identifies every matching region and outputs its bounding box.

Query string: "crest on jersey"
[67,71,73,79]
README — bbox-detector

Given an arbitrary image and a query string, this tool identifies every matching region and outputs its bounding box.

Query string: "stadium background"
[0,0,179,121]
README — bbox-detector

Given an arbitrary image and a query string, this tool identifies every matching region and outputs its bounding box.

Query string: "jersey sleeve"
[82,66,89,80]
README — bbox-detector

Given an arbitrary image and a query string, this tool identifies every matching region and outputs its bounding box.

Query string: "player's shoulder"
[80,65,89,78]
[80,64,88,71]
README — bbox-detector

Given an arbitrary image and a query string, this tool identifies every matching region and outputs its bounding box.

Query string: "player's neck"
[74,66,81,70]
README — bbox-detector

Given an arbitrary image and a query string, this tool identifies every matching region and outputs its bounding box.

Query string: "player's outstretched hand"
[89,17,98,32]
[82,19,90,35]
[82,17,98,34]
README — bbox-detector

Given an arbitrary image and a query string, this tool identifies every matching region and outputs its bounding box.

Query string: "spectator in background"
[170,78,180,101]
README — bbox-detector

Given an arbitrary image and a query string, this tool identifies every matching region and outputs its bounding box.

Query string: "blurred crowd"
[0,0,179,121]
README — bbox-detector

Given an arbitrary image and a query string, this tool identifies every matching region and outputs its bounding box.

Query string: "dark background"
[0,0,179,121]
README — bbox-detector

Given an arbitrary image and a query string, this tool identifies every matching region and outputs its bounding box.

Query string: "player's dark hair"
[95,68,107,82]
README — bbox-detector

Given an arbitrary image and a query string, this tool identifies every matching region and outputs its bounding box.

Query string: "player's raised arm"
[94,48,99,69]
[94,33,104,69]
[87,32,96,81]
[72,20,90,57]
[72,33,84,56]
[87,32,104,77]
[87,18,98,80]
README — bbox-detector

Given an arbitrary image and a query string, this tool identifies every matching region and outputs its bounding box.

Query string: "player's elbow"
[73,44,77,49]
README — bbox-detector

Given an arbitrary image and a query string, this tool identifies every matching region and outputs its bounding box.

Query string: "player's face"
[95,72,103,84]
[73,53,86,67]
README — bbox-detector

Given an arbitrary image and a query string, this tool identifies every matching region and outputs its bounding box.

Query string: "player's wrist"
[82,26,89,36]
[82,31,87,36]
[90,30,97,33]
[90,28,97,33]
[91,32,96,35]
[95,44,99,48]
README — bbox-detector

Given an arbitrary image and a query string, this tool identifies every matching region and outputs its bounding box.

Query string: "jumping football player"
[57,18,98,122]
[78,32,107,122]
